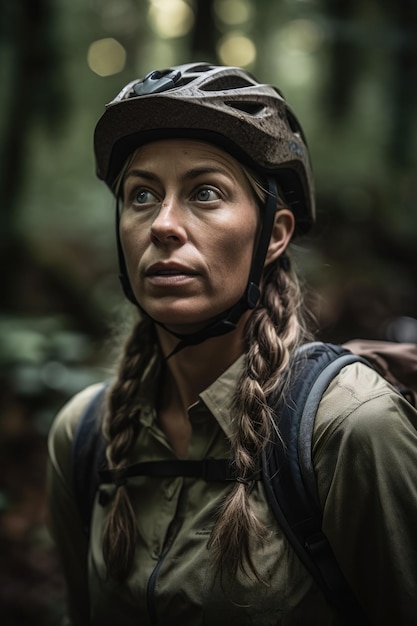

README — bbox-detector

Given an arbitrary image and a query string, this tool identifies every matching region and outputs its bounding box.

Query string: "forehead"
[127,138,246,178]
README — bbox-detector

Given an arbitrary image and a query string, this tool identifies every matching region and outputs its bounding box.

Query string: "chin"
[142,304,225,334]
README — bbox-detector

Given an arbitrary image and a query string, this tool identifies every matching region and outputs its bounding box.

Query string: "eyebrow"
[123,166,233,185]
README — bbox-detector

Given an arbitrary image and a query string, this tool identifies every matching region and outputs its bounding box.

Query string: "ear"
[264,209,295,265]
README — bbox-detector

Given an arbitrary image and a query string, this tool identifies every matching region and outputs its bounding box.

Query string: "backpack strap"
[262,341,371,624]
[99,458,238,485]
[71,382,109,536]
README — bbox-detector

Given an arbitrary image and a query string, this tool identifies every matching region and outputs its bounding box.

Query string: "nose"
[150,196,187,246]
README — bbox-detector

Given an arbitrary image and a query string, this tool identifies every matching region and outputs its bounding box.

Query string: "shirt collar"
[136,351,245,437]
[199,354,245,439]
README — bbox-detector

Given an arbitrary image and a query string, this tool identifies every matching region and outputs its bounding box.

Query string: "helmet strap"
[116,198,138,305]
[115,178,279,358]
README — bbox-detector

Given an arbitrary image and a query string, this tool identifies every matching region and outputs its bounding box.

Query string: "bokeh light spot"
[148,0,194,39]
[217,33,256,67]
[87,38,126,77]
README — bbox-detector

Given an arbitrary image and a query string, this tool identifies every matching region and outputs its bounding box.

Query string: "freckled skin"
[119,139,260,334]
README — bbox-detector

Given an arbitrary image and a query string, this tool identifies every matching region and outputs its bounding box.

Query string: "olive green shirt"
[47,357,417,625]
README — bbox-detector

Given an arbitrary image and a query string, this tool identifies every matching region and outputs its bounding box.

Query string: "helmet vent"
[227,101,265,116]
[177,76,195,87]
[191,64,217,73]
[201,76,255,91]
[285,108,302,136]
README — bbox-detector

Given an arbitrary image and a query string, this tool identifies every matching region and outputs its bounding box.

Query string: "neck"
[156,312,250,411]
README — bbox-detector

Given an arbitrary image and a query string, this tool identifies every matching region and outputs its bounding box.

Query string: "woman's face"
[119,139,260,333]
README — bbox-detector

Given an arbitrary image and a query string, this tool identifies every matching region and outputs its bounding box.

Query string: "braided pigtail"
[208,257,314,581]
[101,315,158,581]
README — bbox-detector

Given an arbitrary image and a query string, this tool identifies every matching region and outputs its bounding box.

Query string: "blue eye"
[135,189,156,204]
[195,188,219,202]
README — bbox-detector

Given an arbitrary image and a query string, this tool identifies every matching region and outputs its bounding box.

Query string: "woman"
[47,63,417,626]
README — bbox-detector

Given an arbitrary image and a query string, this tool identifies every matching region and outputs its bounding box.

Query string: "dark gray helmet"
[94,62,315,235]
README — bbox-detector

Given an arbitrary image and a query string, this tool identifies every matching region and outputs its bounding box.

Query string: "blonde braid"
[208,258,314,581]
[101,315,158,581]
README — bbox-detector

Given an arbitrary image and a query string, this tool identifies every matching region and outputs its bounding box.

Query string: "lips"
[145,262,199,278]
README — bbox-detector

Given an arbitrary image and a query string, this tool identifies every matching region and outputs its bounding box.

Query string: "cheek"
[209,218,257,281]
[119,216,145,266]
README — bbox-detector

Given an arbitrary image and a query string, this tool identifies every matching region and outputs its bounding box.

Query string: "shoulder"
[314,360,417,448]
[313,360,417,499]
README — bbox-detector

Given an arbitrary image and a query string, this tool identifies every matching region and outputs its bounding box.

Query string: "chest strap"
[99,459,261,485]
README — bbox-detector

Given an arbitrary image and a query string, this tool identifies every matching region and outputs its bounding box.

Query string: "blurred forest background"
[1,0,416,624]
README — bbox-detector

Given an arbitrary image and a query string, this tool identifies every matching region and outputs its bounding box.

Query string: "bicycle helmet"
[94,62,314,234]
[93,63,315,356]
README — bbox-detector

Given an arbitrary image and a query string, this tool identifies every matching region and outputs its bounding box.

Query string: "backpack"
[71,340,417,625]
